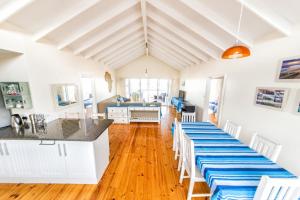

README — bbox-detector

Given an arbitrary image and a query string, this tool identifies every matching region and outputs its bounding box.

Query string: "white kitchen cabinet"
[107,107,128,124]
[37,142,66,178]
[5,140,41,178]
[0,128,110,184]
[63,142,96,180]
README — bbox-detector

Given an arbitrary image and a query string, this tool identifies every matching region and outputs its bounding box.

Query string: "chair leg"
[174,148,178,160]
[179,164,186,184]
[187,178,195,200]
[177,154,182,171]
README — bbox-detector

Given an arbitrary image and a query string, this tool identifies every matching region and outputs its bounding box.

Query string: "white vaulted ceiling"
[0,0,299,70]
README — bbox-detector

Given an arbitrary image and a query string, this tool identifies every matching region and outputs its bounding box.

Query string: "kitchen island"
[0,118,113,184]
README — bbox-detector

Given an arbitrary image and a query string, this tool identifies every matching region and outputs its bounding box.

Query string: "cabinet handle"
[39,140,55,145]
[63,144,67,157]
[3,143,9,156]
[58,144,62,157]
[0,143,4,156]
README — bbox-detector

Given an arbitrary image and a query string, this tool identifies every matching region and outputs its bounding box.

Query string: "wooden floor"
[0,106,209,200]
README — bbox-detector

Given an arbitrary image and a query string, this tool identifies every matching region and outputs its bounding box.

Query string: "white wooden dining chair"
[173,118,179,152]
[249,133,282,162]
[179,133,211,200]
[181,112,196,123]
[223,120,242,139]
[254,176,300,200]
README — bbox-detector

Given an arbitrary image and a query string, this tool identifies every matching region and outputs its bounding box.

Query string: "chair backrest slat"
[254,176,300,200]
[223,120,242,139]
[249,133,282,162]
[181,112,196,123]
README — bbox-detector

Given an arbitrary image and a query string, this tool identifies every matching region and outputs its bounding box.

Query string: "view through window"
[125,79,171,104]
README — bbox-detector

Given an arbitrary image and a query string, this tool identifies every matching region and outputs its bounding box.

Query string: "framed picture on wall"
[278,56,300,81]
[254,87,289,110]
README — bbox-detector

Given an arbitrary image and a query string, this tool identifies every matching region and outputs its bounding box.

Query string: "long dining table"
[180,122,296,200]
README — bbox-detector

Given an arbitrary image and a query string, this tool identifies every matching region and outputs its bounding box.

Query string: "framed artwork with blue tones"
[278,57,300,81]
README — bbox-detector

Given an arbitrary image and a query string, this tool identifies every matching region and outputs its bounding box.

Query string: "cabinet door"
[37,142,66,178]
[5,140,41,177]
[0,143,9,176]
[19,82,31,96]
[63,142,95,179]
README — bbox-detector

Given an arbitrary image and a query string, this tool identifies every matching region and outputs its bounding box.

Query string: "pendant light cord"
[236,3,244,44]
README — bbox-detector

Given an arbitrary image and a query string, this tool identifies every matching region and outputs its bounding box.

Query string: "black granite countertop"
[0,118,113,141]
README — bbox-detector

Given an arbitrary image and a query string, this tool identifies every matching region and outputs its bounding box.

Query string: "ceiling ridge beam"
[179,0,253,47]
[147,0,227,50]
[103,44,145,64]
[33,0,103,41]
[74,14,140,55]
[238,0,291,36]
[57,0,139,50]
[149,44,188,67]
[0,0,35,23]
[84,27,142,59]
[141,0,148,55]
[150,49,183,70]
[148,13,220,60]
[95,38,144,61]
[148,31,201,64]
[148,23,208,62]
[148,39,194,65]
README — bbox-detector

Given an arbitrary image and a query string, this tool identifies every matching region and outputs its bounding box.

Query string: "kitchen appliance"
[0,90,11,128]
[11,114,23,128]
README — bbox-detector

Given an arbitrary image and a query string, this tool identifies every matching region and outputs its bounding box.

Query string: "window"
[125,78,171,104]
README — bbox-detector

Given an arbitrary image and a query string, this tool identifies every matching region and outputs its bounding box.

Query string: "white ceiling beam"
[147,0,227,51]
[148,32,200,64]
[104,44,145,64]
[0,0,35,23]
[148,44,187,67]
[93,28,142,60]
[74,13,140,55]
[110,52,144,68]
[95,38,144,61]
[57,0,139,50]
[84,27,142,59]
[179,0,253,47]
[148,13,220,60]
[105,46,144,65]
[148,40,194,66]
[150,50,183,70]
[33,0,102,41]
[107,47,144,65]
[238,0,291,36]
[140,0,148,55]
[148,23,208,62]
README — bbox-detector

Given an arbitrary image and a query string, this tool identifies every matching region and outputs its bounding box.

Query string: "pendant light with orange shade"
[222,3,250,59]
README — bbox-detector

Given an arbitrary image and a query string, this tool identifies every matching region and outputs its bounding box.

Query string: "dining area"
[173,119,300,200]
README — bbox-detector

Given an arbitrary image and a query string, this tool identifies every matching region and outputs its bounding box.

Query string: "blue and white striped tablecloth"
[180,122,296,200]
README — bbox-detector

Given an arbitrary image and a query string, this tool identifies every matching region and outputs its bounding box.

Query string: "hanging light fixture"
[222,3,250,59]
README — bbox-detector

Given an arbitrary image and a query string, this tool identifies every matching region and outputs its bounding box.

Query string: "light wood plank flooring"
[0,106,209,200]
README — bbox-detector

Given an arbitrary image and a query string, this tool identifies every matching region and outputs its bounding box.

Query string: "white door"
[37,142,66,178]
[63,142,95,179]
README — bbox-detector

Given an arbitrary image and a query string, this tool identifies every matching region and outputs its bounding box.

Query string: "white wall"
[116,55,180,99]
[0,30,116,118]
[180,30,300,175]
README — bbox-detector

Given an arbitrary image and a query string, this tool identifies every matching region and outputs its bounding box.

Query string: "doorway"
[207,76,225,126]
[81,77,96,119]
